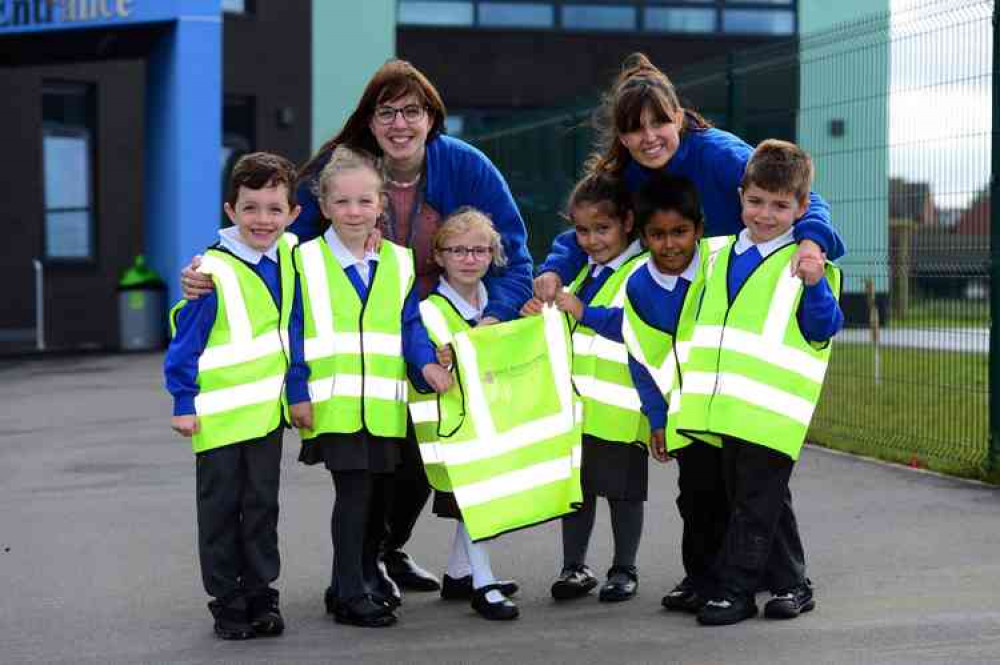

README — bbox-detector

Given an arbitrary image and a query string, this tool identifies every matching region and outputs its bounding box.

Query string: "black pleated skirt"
[298,430,401,473]
[581,434,649,501]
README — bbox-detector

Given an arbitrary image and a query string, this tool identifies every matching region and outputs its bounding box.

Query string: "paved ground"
[1,353,999,665]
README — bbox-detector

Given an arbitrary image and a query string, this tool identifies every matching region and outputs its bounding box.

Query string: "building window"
[644,7,715,32]
[562,4,636,31]
[222,95,256,226]
[722,8,794,34]
[42,82,95,262]
[479,2,554,28]
[222,0,248,14]
[398,1,475,26]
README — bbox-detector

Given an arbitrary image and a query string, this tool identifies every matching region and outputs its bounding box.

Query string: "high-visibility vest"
[297,237,414,439]
[620,238,728,453]
[675,237,842,460]
[168,233,298,454]
[413,305,584,541]
[567,254,650,445]
[407,293,470,492]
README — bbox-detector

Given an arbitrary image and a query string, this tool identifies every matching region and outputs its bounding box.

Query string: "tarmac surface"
[1,353,999,665]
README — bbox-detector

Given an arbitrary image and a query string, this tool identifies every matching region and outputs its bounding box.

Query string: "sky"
[889,0,991,209]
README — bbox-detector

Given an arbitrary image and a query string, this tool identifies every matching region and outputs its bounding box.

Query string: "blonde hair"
[312,145,384,200]
[433,207,508,268]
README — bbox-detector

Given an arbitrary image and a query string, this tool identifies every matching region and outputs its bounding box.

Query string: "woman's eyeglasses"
[373,104,427,125]
[439,245,493,260]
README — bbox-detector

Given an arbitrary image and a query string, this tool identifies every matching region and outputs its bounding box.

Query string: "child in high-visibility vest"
[677,139,843,626]
[522,171,649,602]
[617,173,727,615]
[289,146,452,628]
[411,208,522,620]
[164,152,311,640]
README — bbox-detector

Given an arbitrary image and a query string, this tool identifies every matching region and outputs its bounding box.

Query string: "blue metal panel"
[0,0,217,33]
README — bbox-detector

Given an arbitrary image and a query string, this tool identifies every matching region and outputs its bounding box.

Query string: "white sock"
[459,523,503,602]
[446,522,472,578]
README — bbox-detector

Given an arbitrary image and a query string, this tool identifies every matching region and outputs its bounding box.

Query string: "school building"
[1,0,805,352]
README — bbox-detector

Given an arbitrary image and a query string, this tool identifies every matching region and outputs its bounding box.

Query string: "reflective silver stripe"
[571,443,582,468]
[387,243,414,304]
[195,375,284,415]
[308,375,407,403]
[453,455,575,507]
[572,374,642,411]
[690,325,826,384]
[199,255,253,344]
[198,329,284,371]
[682,371,815,426]
[299,241,336,355]
[408,399,438,424]
[572,331,629,365]
[419,300,454,346]
[762,270,803,344]
[621,314,677,397]
[304,332,402,361]
[419,442,443,464]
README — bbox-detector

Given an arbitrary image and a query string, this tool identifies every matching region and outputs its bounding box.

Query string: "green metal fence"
[472,0,996,481]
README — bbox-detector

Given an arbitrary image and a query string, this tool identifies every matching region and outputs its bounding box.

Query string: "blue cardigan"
[291,134,533,322]
[539,128,846,282]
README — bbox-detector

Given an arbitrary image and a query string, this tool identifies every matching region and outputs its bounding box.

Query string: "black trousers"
[195,428,282,603]
[674,440,729,596]
[381,423,431,553]
[331,469,393,599]
[715,436,806,599]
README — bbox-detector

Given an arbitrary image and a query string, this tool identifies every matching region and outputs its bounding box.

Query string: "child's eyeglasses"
[439,245,493,260]
[373,104,427,125]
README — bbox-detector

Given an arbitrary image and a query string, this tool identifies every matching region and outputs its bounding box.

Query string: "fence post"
[990,5,1000,474]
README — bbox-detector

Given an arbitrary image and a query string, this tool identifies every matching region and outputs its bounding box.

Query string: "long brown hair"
[299,59,448,184]
[586,53,711,176]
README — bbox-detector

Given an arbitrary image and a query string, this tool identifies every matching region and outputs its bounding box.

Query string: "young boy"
[164,152,313,640]
[617,174,730,615]
[674,139,843,626]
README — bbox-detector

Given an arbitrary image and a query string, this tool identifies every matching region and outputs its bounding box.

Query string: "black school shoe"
[334,594,397,628]
[599,565,638,602]
[440,574,520,600]
[764,579,815,619]
[550,564,598,600]
[247,589,284,637]
[208,598,254,640]
[373,559,403,609]
[696,593,758,626]
[383,550,441,591]
[471,584,519,621]
[661,577,705,614]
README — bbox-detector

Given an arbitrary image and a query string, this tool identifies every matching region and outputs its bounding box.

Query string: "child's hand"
[422,363,453,394]
[520,297,546,317]
[436,344,454,369]
[790,240,825,285]
[533,272,562,304]
[364,227,383,253]
[649,429,670,463]
[180,255,214,299]
[290,401,314,430]
[477,316,499,327]
[795,253,825,286]
[555,291,584,321]
[171,414,199,437]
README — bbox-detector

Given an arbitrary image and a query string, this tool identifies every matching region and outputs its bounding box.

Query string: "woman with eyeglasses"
[181,59,533,617]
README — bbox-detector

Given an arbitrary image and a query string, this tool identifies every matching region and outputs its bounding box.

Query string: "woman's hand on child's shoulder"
[364,227,383,253]
[181,255,214,300]
[520,297,546,317]
[289,401,314,430]
[171,414,199,437]
[422,363,454,394]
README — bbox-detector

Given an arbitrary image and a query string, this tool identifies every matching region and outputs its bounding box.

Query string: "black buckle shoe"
[333,594,397,628]
[550,564,598,600]
[208,598,254,640]
[471,584,519,621]
[764,579,815,619]
[661,577,704,613]
[599,565,638,603]
[383,550,441,592]
[374,558,403,609]
[247,589,284,637]
[441,574,519,600]
[697,593,758,626]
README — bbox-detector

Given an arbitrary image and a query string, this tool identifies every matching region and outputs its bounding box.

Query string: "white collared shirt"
[733,227,795,259]
[218,226,278,264]
[437,276,489,323]
[647,244,701,292]
[588,238,644,280]
[324,227,379,286]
